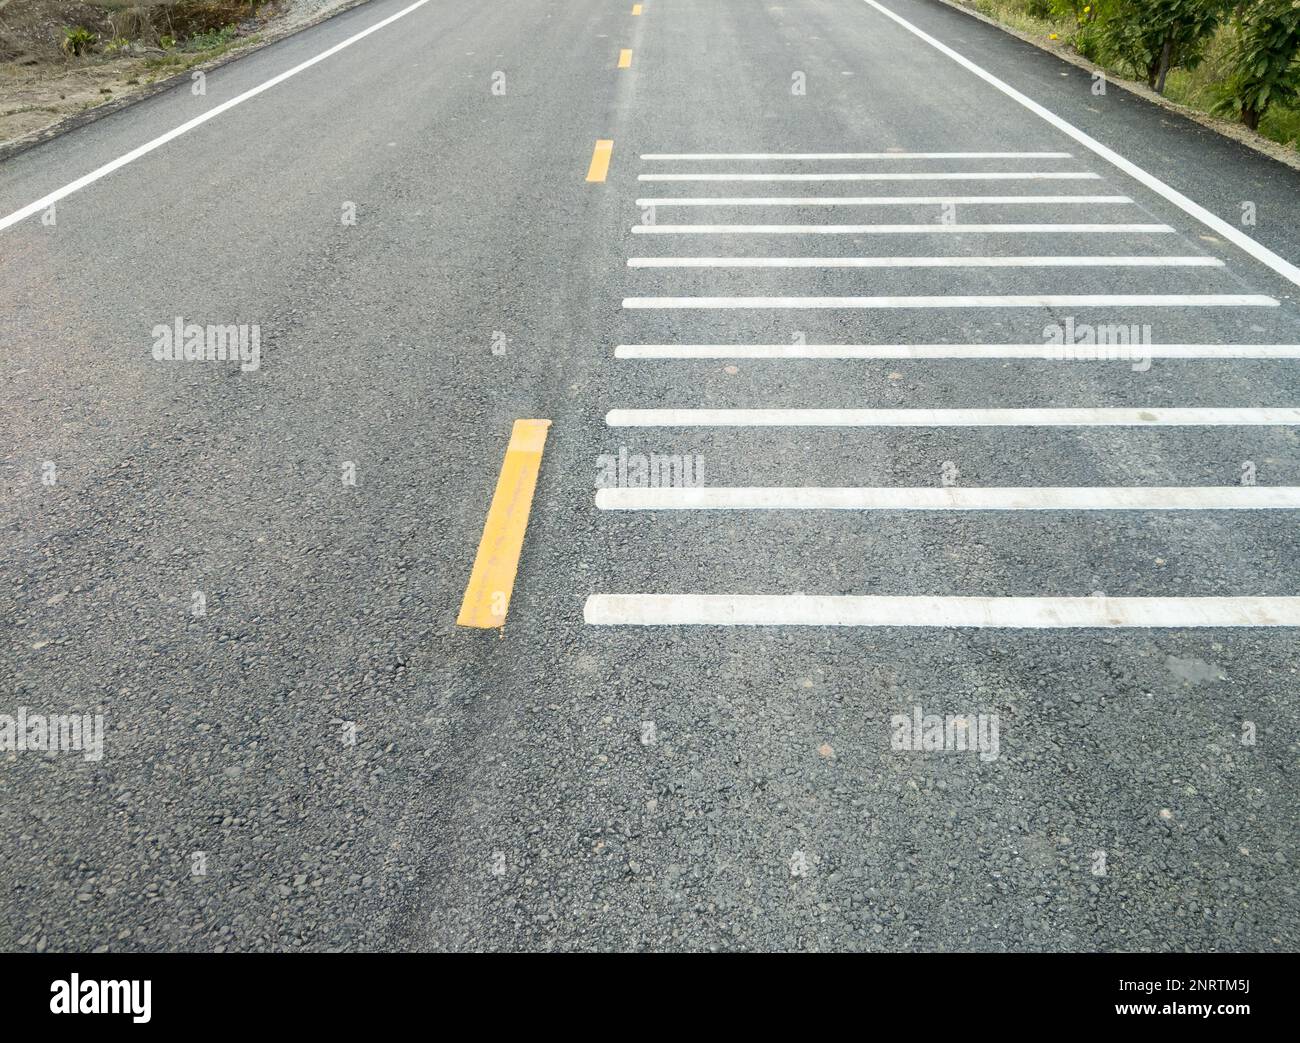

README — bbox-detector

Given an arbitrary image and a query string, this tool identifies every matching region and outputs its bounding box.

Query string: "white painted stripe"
[639,172,1102,182]
[634,195,1133,206]
[596,486,1300,510]
[584,594,1300,627]
[626,255,1218,269]
[0,0,437,234]
[606,407,1300,426]
[859,0,1300,288]
[621,294,1277,309]
[614,343,1300,359]
[631,223,1173,234]
[639,152,1075,160]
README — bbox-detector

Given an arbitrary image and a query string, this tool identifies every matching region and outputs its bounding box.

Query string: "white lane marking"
[584,594,1300,627]
[621,294,1277,309]
[596,486,1300,510]
[634,194,1133,206]
[638,151,1074,160]
[639,171,1101,181]
[626,255,1219,268]
[0,0,436,233]
[859,0,1300,289]
[606,407,1300,426]
[630,223,1173,234]
[615,343,1300,359]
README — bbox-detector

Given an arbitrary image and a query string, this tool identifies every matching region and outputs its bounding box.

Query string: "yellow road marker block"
[632,4,642,14]
[618,49,633,68]
[586,139,614,182]
[457,419,552,629]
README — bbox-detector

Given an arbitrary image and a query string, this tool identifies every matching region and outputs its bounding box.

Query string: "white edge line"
[595,486,1300,510]
[583,594,1300,627]
[0,0,436,233]
[858,0,1300,289]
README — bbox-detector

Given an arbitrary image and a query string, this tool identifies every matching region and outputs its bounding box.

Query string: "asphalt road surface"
[3,0,1299,952]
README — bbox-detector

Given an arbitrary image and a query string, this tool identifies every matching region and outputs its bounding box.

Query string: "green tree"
[1102,0,1230,92]
[1215,0,1300,129]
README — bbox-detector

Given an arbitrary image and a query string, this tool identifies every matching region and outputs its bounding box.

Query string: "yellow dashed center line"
[618,48,633,69]
[456,419,552,629]
[631,4,643,15]
[586,139,614,182]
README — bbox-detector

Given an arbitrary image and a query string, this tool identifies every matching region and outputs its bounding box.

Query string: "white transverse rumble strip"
[622,295,1277,309]
[627,256,1221,269]
[596,486,1300,511]
[638,152,1075,160]
[594,4,1300,629]
[630,223,1172,234]
[634,195,1134,207]
[637,172,1102,181]
[606,407,1300,426]
[615,344,1300,359]
[583,595,1300,627]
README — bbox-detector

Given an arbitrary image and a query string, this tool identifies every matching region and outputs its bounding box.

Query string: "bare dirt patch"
[0,0,363,149]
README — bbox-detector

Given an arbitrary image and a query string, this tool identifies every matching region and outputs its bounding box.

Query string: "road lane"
[3,0,632,952]
[524,0,1300,951]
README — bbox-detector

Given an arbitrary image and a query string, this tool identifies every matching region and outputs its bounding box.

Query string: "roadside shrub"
[976,0,1300,148]
[183,24,237,51]
[1050,0,1119,23]
[86,1,254,44]
[167,1,258,36]
[1050,0,1090,19]
[1075,20,1107,59]
[1214,0,1300,129]
[89,2,171,42]
[60,25,99,55]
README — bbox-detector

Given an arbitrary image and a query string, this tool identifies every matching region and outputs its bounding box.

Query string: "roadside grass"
[182,24,239,52]
[958,0,1300,153]
[24,2,266,77]
[142,28,258,76]
[969,0,1076,37]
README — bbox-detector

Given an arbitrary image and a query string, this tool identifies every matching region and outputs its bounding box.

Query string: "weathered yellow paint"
[586,139,614,182]
[456,419,552,629]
